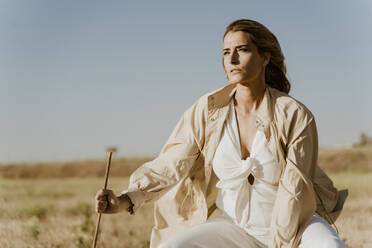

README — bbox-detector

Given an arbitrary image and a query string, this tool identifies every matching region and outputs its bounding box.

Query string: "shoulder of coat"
[269,87,315,122]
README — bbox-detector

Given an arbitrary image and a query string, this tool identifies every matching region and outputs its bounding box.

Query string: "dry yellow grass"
[0,145,371,247]
[0,172,370,247]
[318,145,372,172]
[0,157,152,179]
[330,172,372,248]
[0,177,154,248]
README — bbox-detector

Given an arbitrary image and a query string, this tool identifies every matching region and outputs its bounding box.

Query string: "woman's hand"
[95,189,132,214]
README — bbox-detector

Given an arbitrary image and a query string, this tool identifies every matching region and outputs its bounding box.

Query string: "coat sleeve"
[270,110,318,247]
[121,99,206,213]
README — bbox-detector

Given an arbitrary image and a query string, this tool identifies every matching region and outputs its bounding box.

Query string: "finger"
[96,200,108,212]
[96,189,111,200]
[95,189,105,200]
[106,190,117,200]
[104,189,114,196]
[96,194,106,201]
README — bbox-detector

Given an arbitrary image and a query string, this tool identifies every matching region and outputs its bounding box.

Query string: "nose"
[230,49,239,65]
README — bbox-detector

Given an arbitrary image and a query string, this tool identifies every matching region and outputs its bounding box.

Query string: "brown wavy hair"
[223,19,291,94]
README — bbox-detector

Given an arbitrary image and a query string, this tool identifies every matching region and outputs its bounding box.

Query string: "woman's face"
[222,31,269,85]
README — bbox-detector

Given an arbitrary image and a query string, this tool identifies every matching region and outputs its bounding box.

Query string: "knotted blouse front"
[212,101,281,245]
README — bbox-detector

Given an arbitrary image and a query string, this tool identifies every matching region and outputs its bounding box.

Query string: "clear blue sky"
[1,0,371,163]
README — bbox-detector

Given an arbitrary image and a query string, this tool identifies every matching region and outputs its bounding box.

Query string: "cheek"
[222,58,228,73]
[244,56,263,71]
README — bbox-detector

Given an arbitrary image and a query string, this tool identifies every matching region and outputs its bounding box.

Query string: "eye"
[238,48,249,52]
[223,51,230,56]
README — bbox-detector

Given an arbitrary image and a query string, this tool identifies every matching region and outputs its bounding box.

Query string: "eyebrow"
[222,44,251,51]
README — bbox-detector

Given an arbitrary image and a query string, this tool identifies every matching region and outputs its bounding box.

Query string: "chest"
[212,102,281,185]
[234,110,257,160]
[201,100,286,194]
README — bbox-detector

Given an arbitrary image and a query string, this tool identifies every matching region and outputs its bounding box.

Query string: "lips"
[230,68,242,73]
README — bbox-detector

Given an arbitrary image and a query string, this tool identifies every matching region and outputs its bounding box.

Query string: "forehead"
[223,31,253,49]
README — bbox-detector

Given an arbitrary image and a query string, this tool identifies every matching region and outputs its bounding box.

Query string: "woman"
[95,19,346,248]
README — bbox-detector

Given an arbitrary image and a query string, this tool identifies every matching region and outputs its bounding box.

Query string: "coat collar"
[207,83,274,127]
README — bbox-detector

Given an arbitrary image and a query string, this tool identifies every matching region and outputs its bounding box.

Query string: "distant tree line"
[354,132,372,147]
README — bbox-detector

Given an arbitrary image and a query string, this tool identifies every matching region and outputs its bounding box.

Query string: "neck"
[234,81,266,115]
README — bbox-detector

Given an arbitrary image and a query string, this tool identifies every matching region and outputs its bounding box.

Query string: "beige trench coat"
[123,83,344,248]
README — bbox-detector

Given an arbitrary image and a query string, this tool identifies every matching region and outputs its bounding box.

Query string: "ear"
[263,52,271,67]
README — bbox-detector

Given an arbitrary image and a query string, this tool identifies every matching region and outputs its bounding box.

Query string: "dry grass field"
[0,145,371,247]
[0,177,153,248]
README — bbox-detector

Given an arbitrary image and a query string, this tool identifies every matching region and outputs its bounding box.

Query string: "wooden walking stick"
[92,149,115,248]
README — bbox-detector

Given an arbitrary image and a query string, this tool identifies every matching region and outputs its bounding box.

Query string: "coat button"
[210,117,215,121]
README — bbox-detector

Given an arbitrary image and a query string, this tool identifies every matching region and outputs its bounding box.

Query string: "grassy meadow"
[0,145,371,248]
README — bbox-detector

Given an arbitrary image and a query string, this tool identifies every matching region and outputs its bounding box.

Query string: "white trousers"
[158,214,345,248]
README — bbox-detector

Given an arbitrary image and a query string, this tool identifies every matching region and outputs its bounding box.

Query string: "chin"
[229,78,248,85]
[228,76,244,84]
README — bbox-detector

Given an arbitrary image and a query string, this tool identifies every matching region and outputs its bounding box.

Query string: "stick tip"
[106,147,117,154]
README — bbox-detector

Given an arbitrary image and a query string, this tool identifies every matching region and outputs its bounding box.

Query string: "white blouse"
[212,101,281,245]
